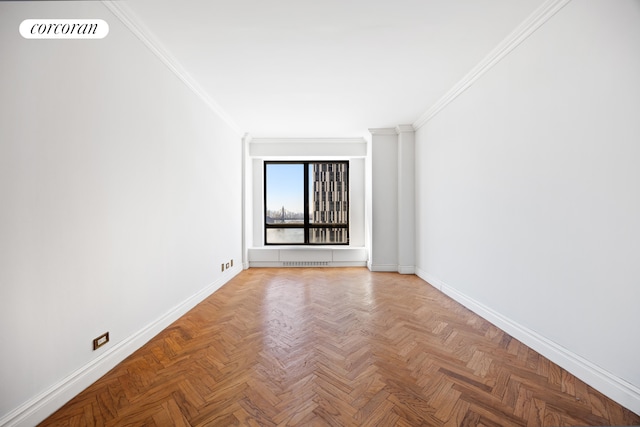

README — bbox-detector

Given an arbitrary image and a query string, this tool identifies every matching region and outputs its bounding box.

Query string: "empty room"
[1,0,639,426]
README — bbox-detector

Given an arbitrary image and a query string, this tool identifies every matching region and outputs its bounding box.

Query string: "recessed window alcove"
[245,137,368,267]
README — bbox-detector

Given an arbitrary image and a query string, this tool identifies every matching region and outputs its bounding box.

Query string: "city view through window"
[265,161,348,245]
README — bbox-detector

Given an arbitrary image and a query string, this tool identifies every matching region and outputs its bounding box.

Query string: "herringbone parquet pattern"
[42,268,640,426]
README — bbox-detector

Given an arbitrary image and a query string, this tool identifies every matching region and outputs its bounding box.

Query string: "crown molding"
[395,124,415,134]
[413,0,572,130]
[368,128,397,135]
[101,1,243,136]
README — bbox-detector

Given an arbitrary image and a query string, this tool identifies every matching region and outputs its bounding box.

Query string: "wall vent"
[282,261,329,267]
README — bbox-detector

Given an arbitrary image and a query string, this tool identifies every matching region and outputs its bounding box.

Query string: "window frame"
[264,160,349,246]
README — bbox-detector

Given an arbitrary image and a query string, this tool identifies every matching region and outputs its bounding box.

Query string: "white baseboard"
[368,264,398,272]
[0,266,242,427]
[367,264,416,273]
[415,268,640,416]
[398,265,415,275]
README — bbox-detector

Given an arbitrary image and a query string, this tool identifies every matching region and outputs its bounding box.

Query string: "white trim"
[414,267,640,415]
[413,0,572,129]
[241,133,250,273]
[101,1,243,136]
[397,265,415,275]
[369,264,398,272]
[368,128,398,135]
[0,267,242,427]
[395,125,415,134]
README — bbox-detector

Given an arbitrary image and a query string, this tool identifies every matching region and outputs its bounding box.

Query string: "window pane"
[265,161,349,245]
[266,228,304,244]
[266,163,304,225]
[309,162,348,225]
[309,228,349,244]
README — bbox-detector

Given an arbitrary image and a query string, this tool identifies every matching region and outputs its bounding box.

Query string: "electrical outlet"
[226,262,230,269]
[221,263,225,272]
[230,259,233,267]
[93,332,109,350]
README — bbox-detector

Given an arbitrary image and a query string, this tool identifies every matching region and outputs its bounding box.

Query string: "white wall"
[369,129,399,271]
[415,0,640,413]
[397,126,416,274]
[368,127,416,273]
[0,2,242,425]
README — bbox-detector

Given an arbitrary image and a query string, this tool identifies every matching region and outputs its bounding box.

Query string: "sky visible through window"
[266,163,304,214]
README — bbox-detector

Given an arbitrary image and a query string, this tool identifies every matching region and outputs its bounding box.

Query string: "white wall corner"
[414,268,640,416]
[397,126,416,276]
[369,131,399,270]
[241,133,251,270]
[412,0,572,129]
[395,124,415,134]
[102,1,243,135]
[369,264,399,272]
[397,265,415,275]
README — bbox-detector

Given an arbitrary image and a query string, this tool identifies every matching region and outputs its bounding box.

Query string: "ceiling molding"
[395,124,416,134]
[242,133,253,144]
[250,138,366,145]
[101,1,243,135]
[369,128,397,135]
[413,0,572,130]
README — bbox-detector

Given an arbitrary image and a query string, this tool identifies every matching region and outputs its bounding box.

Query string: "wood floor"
[42,268,640,426]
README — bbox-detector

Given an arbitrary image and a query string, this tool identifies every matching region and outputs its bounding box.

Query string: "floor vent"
[282,261,329,267]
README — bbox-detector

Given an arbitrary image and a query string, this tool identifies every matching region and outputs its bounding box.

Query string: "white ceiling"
[120,0,547,138]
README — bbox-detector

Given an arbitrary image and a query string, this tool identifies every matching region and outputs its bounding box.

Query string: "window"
[264,161,349,245]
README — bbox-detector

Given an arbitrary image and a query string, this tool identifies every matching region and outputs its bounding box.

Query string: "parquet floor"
[42,268,640,426]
